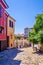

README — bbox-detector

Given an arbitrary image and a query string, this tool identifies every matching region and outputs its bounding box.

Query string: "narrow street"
[14,47,43,65]
[0,47,43,65]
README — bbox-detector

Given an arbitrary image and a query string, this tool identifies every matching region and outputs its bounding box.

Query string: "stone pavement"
[14,47,43,65]
[0,47,43,65]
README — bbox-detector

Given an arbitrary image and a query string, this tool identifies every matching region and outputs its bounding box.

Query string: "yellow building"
[7,16,16,48]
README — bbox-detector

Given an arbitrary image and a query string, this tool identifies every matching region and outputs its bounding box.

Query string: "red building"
[0,0,8,51]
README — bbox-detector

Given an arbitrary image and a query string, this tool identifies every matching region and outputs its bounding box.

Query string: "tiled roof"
[15,34,24,37]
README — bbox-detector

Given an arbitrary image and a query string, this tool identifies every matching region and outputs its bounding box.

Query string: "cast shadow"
[0,48,23,65]
[32,50,43,55]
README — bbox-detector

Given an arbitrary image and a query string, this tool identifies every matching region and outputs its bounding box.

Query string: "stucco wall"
[7,16,15,48]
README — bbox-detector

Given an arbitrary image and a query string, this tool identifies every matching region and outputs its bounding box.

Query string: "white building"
[24,28,29,38]
[24,27,33,38]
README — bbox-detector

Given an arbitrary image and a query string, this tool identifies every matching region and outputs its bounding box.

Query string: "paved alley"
[0,47,43,65]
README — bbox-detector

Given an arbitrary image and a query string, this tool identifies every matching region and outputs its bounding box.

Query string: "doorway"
[7,36,9,47]
[0,41,1,51]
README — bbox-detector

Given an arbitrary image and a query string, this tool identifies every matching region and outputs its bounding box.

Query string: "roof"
[15,34,24,37]
[5,10,9,16]
[2,0,8,8]
[24,27,29,30]
[28,28,33,29]
[8,15,16,22]
[24,27,33,30]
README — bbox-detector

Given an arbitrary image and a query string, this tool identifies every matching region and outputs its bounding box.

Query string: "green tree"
[38,30,43,44]
[29,30,39,48]
[29,14,43,45]
[34,14,43,33]
[14,35,20,40]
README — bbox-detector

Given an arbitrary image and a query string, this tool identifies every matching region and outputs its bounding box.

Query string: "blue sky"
[5,0,43,34]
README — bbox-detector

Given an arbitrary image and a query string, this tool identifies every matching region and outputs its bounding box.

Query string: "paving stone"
[0,47,43,65]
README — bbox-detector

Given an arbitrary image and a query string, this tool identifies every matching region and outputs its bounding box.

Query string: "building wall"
[8,35,14,48]
[24,28,29,38]
[0,4,7,40]
[24,28,33,38]
[7,16,15,48]
[0,1,8,51]
[0,40,7,51]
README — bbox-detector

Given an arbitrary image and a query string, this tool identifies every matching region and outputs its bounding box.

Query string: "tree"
[29,30,39,48]
[29,13,43,46]
[38,30,43,43]
[34,14,43,33]
[14,35,20,40]
[34,14,43,44]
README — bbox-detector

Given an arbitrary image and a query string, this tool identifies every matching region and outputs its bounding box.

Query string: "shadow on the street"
[0,48,23,65]
[0,59,21,65]
[32,51,43,55]
[5,48,23,59]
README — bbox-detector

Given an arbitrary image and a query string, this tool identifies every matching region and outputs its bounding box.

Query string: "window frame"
[9,20,13,28]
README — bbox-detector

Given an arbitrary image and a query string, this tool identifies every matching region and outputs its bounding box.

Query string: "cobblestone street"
[14,47,43,65]
[0,47,43,65]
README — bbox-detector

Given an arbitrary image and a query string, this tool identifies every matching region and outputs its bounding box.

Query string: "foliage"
[34,14,43,32]
[14,35,20,40]
[29,30,38,44]
[38,30,43,43]
[29,14,43,44]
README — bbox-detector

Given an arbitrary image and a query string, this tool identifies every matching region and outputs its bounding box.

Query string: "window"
[9,20,13,28]
[0,29,3,33]
[0,27,2,33]
[12,22,13,27]
[9,20,11,27]
[0,5,2,17]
